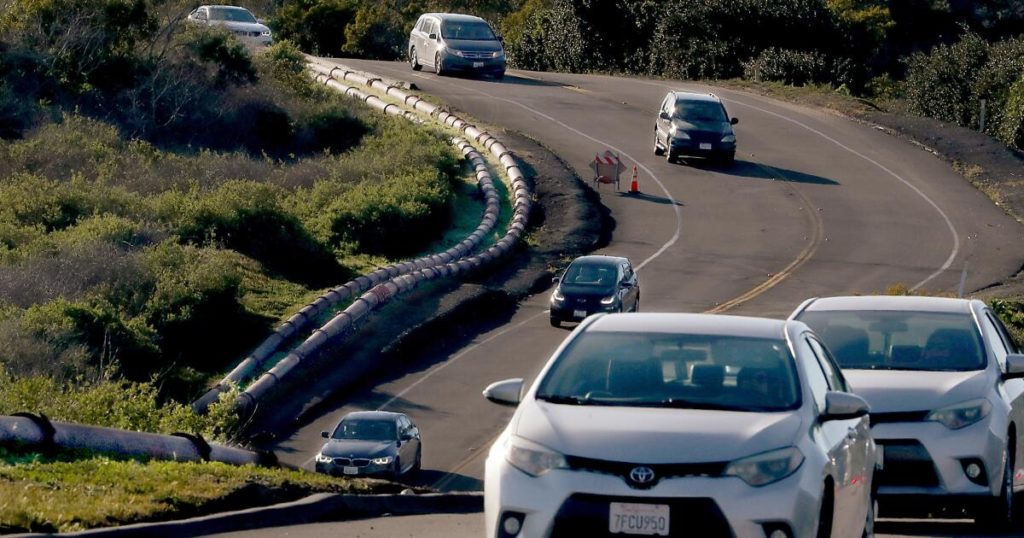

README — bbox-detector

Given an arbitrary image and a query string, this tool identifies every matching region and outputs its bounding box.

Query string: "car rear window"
[797,310,986,371]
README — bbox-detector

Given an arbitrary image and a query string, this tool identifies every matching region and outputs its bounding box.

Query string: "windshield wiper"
[655,398,765,412]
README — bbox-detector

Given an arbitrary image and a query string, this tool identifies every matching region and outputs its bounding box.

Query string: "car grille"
[565,455,727,489]
[870,410,929,426]
[689,131,720,144]
[551,494,733,538]
[330,457,371,467]
[877,439,940,488]
[232,30,262,37]
[460,50,493,59]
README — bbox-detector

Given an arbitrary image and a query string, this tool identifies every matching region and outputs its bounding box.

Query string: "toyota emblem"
[629,466,656,484]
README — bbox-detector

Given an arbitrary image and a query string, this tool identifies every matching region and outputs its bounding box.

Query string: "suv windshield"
[798,310,986,371]
[441,20,496,40]
[561,261,617,287]
[535,332,801,412]
[208,7,256,23]
[674,101,727,123]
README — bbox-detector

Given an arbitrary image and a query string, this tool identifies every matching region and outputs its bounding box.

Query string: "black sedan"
[314,411,422,480]
[549,255,640,327]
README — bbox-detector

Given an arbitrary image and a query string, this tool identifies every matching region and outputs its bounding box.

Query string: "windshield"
[331,419,396,441]
[441,20,497,40]
[560,261,618,287]
[798,310,986,371]
[208,7,257,23]
[673,101,727,123]
[535,332,801,412]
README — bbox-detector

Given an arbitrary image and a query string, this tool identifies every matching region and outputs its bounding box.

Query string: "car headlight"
[724,447,804,487]
[491,51,503,58]
[721,134,736,143]
[600,295,616,305]
[372,456,394,465]
[669,126,690,140]
[506,437,568,477]
[450,49,465,57]
[261,30,271,37]
[551,289,564,302]
[315,453,333,463]
[926,399,992,429]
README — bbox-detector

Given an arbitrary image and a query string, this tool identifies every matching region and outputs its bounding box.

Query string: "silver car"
[483,313,878,538]
[187,5,272,46]
[792,296,1024,528]
[408,13,506,79]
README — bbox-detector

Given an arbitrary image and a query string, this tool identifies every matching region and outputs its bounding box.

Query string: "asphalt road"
[241,61,1024,538]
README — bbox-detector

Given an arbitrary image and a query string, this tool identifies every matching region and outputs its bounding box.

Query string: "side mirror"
[552,276,560,284]
[321,431,329,438]
[659,111,670,120]
[483,378,524,407]
[820,391,870,421]
[429,33,438,40]
[730,117,739,125]
[1004,354,1024,379]
[400,432,413,441]
[620,280,630,288]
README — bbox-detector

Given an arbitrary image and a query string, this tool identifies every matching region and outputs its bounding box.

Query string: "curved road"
[245,60,1024,537]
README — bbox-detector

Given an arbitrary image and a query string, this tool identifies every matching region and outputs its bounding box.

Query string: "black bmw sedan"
[549,255,639,328]
[315,411,421,480]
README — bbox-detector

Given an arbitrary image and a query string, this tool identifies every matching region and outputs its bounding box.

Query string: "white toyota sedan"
[483,313,879,538]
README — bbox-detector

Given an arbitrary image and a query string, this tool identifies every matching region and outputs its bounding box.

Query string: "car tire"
[718,151,735,167]
[816,482,834,538]
[412,447,422,473]
[550,317,560,328]
[494,70,505,80]
[653,131,664,156]
[392,457,403,481]
[435,53,444,76]
[665,137,676,163]
[632,295,640,312]
[976,445,1015,530]
[409,47,421,71]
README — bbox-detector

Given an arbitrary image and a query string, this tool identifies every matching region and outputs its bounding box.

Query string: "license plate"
[473,61,484,68]
[609,503,670,536]
[573,309,587,319]
[699,143,712,150]
[343,466,359,475]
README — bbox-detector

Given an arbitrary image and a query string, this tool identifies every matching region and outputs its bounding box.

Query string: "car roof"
[569,255,629,267]
[203,5,250,9]
[583,312,792,339]
[421,13,489,23]
[798,295,976,314]
[670,91,722,103]
[342,410,405,421]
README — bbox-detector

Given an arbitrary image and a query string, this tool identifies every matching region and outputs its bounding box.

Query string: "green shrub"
[343,3,408,60]
[904,31,989,126]
[998,75,1024,151]
[743,48,851,87]
[990,298,1024,348]
[271,0,359,57]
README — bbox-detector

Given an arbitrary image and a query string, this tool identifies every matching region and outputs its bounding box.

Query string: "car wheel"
[392,457,403,481]
[550,317,560,328]
[409,47,421,71]
[632,295,640,312]
[816,481,834,538]
[412,446,422,473]
[494,70,505,80]
[976,445,1015,530]
[664,136,676,163]
[653,131,664,156]
[434,53,444,76]
[718,151,735,167]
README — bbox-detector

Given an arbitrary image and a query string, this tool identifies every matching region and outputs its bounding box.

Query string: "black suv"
[654,91,738,166]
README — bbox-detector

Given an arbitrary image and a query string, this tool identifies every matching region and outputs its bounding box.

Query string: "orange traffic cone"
[628,165,640,194]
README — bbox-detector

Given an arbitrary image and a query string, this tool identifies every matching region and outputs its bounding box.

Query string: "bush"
[271,0,359,57]
[973,37,1024,136]
[342,3,408,60]
[904,31,989,126]
[999,75,1024,151]
[743,48,852,87]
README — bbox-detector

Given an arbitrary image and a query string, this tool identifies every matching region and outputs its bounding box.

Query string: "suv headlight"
[491,51,503,58]
[721,134,736,143]
[315,453,333,463]
[450,49,465,57]
[506,437,568,477]
[724,447,804,487]
[372,456,394,465]
[926,399,992,429]
[600,295,616,305]
[551,289,565,302]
